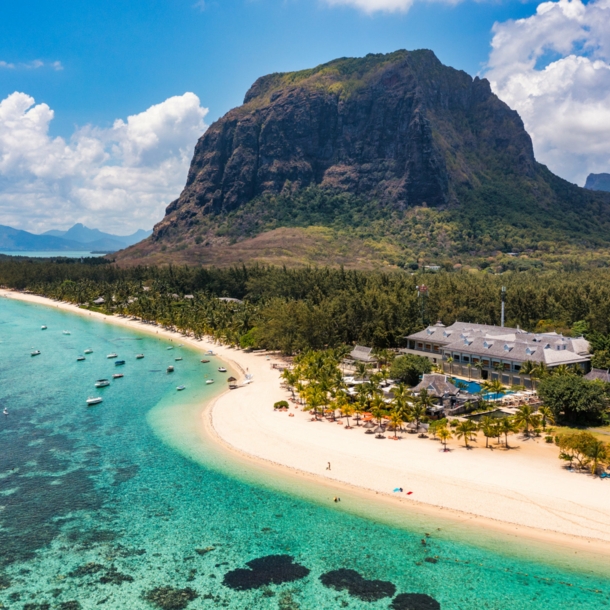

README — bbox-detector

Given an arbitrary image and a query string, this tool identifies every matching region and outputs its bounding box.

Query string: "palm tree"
[479,415,496,449]
[410,403,426,431]
[474,360,485,380]
[585,440,608,476]
[498,417,517,448]
[455,421,474,447]
[445,356,454,375]
[481,379,505,400]
[466,363,472,380]
[355,362,369,381]
[538,406,555,429]
[438,427,452,451]
[342,403,355,429]
[389,412,403,439]
[513,405,540,436]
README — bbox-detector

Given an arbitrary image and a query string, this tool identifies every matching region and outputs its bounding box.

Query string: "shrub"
[389,355,432,386]
[274,400,289,409]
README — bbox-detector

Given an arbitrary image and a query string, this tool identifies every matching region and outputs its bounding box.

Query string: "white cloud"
[0,60,63,71]
[485,0,610,185]
[322,0,461,13]
[0,92,208,233]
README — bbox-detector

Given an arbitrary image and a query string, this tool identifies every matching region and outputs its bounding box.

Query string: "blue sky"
[0,0,608,233]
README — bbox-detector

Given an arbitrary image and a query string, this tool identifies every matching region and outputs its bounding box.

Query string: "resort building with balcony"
[403,321,591,387]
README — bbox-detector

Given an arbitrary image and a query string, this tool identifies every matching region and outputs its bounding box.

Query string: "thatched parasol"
[227,376,237,382]
[363,421,375,429]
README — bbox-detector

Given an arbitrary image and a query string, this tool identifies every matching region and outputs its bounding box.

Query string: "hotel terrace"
[404,321,591,387]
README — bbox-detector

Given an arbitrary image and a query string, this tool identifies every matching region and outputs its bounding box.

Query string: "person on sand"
[326,462,331,470]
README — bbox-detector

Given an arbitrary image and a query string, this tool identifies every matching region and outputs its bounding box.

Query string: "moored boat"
[200,359,210,363]
[113,373,124,379]
[176,385,186,391]
[86,396,103,406]
[114,360,126,366]
[218,367,227,373]
[84,348,93,354]
[206,379,215,385]
[95,379,110,388]
[166,346,174,350]
[62,330,71,335]
[175,357,182,361]
[136,354,144,359]
[41,325,47,330]
[167,366,174,373]
[77,356,86,361]
[31,350,41,356]
[107,353,118,358]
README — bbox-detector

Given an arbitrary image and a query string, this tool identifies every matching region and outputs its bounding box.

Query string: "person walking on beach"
[326,462,331,470]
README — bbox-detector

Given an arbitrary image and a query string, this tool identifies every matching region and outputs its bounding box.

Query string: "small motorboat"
[41,325,47,330]
[206,379,215,385]
[136,354,144,359]
[77,356,86,361]
[177,385,186,391]
[62,330,71,335]
[86,396,103,406]
[167,366,174,373]
[175,357,183,361]
[218,367,227,373]
[31,350,41,356]
[107,353,118,359]
[95,379,110,388]
[113,373,124,379]
[84,348,93,354]
[200,359,210,363]
[114,360,125,366]
[166,346,174,351]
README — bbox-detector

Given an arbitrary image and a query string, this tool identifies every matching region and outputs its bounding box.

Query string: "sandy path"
[4,288,610,555]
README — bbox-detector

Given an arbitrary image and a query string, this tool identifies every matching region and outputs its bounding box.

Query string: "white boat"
[166,346,174,350]
[107,353,118,359]
[175,357,182,361]
[31,350,41,356]
[136,354,144,359]
[113,373,124,379]
[95,379,110,388]
[77,356,85,361]
[62,330,71,335]
[41,325,47,330]
[84,348,93,354]
[86,396,103,406]
[218,367,227,373]
[177,385,186,391]
[206,379,215,385]
[167,366,174,373]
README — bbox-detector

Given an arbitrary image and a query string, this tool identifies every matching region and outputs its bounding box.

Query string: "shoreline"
[3,288,610,570]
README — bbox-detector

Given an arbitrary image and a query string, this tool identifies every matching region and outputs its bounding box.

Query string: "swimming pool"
[449,377,513,399]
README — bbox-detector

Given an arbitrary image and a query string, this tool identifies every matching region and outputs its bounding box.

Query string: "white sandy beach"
[4,287,610,557]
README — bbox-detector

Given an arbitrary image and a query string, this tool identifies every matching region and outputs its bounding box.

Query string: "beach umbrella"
[363,421,375,429]
[227,376,237,382]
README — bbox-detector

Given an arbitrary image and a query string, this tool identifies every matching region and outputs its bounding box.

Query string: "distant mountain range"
[585,173,610,192]
[0,223,152,252]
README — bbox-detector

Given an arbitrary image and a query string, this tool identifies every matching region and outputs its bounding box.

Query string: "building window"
[433,345,440,353]
[482,359,490,367]
[462,356,470,363]
[417,342,423,350]
[453,354,461,362]
[503,362,510,370]
[514,363,521,372]
[425,344,431,351]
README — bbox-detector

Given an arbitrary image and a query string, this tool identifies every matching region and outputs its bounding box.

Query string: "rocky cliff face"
[152,50,536,241]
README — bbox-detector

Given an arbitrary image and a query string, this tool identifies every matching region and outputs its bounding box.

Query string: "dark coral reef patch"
[319,568,396,601]
[390,592,441,609]
[143,586,199,609]
[222,555,310,591]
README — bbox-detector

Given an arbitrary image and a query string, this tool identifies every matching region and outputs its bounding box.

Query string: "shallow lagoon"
[0,298,609,609]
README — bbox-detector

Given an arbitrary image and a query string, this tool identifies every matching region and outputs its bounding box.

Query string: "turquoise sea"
[1,297,609,610]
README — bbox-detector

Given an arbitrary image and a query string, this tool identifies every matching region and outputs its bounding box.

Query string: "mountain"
[585,173,610,193]
[116,50,610,269]
[0,223,152,253]
[43,224,152,249]
[0,225,86,252]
